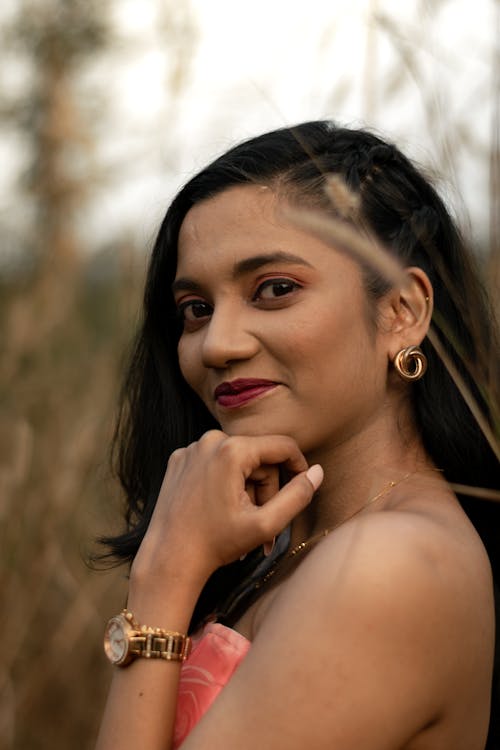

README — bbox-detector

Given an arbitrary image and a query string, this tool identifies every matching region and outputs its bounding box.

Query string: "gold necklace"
[254,472,413,591]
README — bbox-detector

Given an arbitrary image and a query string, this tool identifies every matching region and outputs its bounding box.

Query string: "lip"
[214,378,279,408]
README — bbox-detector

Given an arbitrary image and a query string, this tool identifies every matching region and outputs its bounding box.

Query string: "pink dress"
[173,622,251,748]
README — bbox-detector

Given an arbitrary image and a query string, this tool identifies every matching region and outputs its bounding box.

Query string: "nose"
[201,303,260,369]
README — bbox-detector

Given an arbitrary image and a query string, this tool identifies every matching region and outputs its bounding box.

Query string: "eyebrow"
[172,251,313,294]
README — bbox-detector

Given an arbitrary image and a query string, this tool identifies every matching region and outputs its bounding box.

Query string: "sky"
[0,0,497,257]
[99,0,497,250]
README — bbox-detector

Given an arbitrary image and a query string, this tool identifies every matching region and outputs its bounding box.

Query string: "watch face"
[104,616,129,665]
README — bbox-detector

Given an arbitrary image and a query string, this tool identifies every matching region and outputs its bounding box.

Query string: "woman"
[96,121,499,749]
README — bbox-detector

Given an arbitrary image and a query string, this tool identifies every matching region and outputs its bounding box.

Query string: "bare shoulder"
[298,502,493,599]
[250,504,495,746]
[186,503,494,749]
[278,504,494,648]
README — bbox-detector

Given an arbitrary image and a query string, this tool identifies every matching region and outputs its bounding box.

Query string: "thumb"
[304,464,324,492]
[257,464,324,539]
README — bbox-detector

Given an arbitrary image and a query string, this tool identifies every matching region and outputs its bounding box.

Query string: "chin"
[219,415,287,436]
[220,416,308,445]
[221,422,280,437]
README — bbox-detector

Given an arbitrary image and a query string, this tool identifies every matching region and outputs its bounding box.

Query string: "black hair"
[103,121,499,744]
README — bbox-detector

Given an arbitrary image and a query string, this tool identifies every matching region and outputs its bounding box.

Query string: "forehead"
[175,184,365,295]
[177,185,279,263]
[177,185,318,267]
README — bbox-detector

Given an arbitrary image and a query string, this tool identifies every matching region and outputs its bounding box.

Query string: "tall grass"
[0,257,142,749]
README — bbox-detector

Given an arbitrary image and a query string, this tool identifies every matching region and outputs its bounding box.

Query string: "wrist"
[132,529,215,585]
[127,558,207,634]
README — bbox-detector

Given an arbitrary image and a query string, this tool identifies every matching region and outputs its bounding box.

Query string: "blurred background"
[0,0,498,747]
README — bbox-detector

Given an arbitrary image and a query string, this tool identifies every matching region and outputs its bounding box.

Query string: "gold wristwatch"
[103,609,191,667]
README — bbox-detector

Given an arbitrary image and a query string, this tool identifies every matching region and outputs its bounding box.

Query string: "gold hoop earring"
[393,345,427,382]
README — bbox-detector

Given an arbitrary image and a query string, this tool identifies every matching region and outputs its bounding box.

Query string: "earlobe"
[393,345,428,381]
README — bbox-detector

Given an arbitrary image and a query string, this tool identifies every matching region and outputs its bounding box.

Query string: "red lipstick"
[214,379,278,408]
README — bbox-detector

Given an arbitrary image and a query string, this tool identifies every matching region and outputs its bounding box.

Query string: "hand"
[131,430,323,586]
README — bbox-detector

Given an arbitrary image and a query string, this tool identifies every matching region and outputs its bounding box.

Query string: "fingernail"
[263,537,276,557]
[306,464,324,491]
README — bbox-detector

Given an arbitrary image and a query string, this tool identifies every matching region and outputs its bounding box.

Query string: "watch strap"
[121,609,191,662]
[128,630,191,661]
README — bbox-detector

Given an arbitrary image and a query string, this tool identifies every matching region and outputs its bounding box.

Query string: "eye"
[177,298,213,326]
[253,277,302,302]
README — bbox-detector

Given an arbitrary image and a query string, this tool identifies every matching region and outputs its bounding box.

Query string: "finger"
[247,464,280,507]
[253,464,324,540]
[199,429,227,443]
[245,482,257,505]
[263,537,276,556]
[248,465,280,557]
[227,434,308,477]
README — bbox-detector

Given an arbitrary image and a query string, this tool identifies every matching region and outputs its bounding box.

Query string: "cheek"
[177,338,200,391]
[284,301,370,355]
[284,304,379,389]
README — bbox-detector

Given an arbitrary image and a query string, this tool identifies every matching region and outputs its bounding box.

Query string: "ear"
[380,267,433,359]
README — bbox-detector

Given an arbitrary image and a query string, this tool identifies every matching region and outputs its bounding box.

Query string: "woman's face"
[174,185,390,457]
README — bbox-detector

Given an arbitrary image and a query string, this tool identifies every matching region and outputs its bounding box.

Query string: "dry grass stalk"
[283,204,407,288]
[426,327,500,463]
[324,174,361,220]
[449,484,500,502]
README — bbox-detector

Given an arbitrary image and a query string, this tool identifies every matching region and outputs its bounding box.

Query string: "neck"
[290,404,435,548]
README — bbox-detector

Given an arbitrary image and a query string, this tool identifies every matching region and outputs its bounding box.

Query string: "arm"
[96,430,321,750]
[95,573,198,750]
